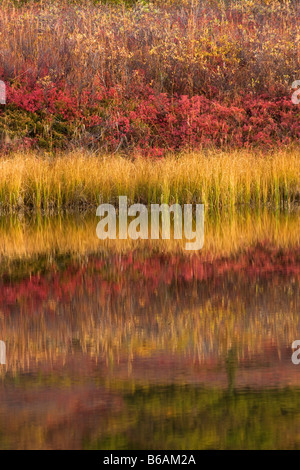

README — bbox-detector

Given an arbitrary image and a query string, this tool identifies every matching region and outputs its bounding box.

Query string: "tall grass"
[0,149,299,211]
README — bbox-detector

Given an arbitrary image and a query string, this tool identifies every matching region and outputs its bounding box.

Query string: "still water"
[0,208,299,449]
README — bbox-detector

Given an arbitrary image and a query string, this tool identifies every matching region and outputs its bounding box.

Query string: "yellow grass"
[0,149,299,211]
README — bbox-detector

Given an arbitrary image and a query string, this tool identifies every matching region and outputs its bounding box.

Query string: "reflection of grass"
[0,150,299,211]
[0,209,299,372]
[1,271,299,375]
[0,207,299,266]
[83,385,300,450]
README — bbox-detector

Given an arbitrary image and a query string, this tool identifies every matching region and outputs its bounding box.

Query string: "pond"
[0,207,299,449]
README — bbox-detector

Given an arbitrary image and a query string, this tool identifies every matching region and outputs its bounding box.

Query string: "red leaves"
[2,78,300,154]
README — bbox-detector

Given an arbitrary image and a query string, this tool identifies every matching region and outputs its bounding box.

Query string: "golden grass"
[0,149,299,211]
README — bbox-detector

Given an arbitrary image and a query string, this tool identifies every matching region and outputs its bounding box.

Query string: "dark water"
[0,209,299,449]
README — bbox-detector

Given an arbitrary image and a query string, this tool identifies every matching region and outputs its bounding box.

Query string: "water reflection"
[0,208,299,449]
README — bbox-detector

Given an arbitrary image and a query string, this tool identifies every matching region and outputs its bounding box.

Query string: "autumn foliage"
[0,0,299,154]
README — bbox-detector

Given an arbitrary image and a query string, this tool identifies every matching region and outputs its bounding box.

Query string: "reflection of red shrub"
[1,243,299,315]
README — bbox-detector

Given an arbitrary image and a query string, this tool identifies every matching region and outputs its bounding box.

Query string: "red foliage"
[2,78,300,155]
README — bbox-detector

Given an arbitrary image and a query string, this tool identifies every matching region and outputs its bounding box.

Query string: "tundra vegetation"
[0,0,299,210]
